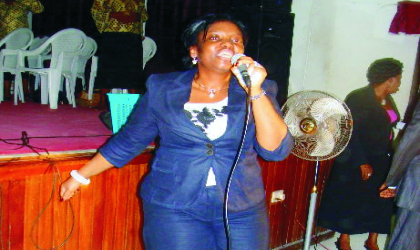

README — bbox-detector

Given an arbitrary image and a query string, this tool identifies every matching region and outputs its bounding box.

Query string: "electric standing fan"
[281,90,353,250]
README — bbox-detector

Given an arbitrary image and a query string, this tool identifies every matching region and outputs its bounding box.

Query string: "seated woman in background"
[317,58,403,250]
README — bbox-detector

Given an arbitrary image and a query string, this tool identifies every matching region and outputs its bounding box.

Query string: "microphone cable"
[0,132,111,155]
[29,160,75,250]
[223,94,252,250]
[0,133,77,250]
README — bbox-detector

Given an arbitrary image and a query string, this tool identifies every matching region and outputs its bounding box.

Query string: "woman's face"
[190,21,245,72]
[387,74,402,94]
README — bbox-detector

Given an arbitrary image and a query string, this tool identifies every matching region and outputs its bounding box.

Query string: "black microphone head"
[230,53,246,65]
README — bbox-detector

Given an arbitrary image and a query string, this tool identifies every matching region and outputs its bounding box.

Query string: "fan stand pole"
[303,159,320,250]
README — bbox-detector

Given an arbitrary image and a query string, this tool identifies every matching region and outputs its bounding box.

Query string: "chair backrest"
[29,36,50,51]
[0,28,34,68]
[47,28,87,69]
[76,37,98,74]
[142,36,157,69]
[0,28,34,50]
[27,36,50,68]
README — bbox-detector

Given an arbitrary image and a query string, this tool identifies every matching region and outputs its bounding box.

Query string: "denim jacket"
[100,69,293,212]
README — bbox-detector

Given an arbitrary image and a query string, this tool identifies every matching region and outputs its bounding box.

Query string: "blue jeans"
[142,186,269,250]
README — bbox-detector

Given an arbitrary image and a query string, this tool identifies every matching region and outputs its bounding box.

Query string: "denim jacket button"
[206,143,214,155]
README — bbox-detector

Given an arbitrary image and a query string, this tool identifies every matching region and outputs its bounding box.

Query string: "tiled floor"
[310,232,388,250]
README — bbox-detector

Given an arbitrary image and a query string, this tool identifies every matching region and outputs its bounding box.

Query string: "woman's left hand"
[379,183,396,198]
[231,56,267,94]
[230,55,289,151]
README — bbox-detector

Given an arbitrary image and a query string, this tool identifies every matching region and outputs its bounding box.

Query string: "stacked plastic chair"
[62,36,98,107]
[0,28,34,104]
[142,36,157,69]
[26,36,51,93]
[16,28,87,109]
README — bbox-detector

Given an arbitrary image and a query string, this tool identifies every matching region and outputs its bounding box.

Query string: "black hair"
[179,13,248,68]
[366,58,404,85]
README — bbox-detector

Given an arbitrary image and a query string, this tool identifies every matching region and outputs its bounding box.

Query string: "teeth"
[218,52,233,59]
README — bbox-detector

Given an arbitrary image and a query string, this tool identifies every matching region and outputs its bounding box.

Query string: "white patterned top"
[184,97,228,186]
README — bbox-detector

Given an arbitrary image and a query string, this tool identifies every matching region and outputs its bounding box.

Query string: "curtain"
[33,0,234,76]
[389,1,420,35]
[33,0,98,38]
[32,0,293,89]
[389,1,420,126]
[144,0,234,75]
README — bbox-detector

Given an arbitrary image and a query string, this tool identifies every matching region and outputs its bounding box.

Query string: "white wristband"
[70,170,91,185]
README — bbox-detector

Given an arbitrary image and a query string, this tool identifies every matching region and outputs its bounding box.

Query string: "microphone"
[230,53,251,87]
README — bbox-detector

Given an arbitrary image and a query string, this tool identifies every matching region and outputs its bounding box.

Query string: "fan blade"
[309,129,335,157]
[310,97,348,123]
[284,109,304,137]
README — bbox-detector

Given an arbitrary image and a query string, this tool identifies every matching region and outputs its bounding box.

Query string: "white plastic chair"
[0,28,34,104]
[17,28,87,109]
[27,36,51,92]
[62,36,98,106]
[142,36,156,69]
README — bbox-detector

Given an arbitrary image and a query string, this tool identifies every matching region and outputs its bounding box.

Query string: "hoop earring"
[192,57,198,65]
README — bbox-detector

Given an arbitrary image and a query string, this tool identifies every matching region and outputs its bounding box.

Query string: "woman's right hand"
[360,164,373,180]
[60,177,82,201]
[59,153,113,201]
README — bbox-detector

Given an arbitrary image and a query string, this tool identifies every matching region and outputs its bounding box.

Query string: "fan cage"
[281,90,353,161]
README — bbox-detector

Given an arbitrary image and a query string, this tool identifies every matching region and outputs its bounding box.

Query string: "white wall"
[289,0,419,115]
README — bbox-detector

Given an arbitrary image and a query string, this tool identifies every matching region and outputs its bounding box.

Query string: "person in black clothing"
[317,58,403,250]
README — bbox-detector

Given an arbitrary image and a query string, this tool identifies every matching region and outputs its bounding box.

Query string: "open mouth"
[217,50,234,60]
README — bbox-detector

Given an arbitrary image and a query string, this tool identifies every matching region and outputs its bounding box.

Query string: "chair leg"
[81,76,86,91]
[72,77,77,108]
[13,80,18,105]
[34,74,40,91]
[40,75,49,105]
[0,74,4,103]
[48,71,61,109]
[64,77,72,105]
[88,75,96,100]
[67,76,77,108]
[14,73,25,105]
[88,56,98,100]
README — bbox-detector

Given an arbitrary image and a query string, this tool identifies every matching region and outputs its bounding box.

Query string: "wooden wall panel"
[0,151,332,250]
[261,154,334,249]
